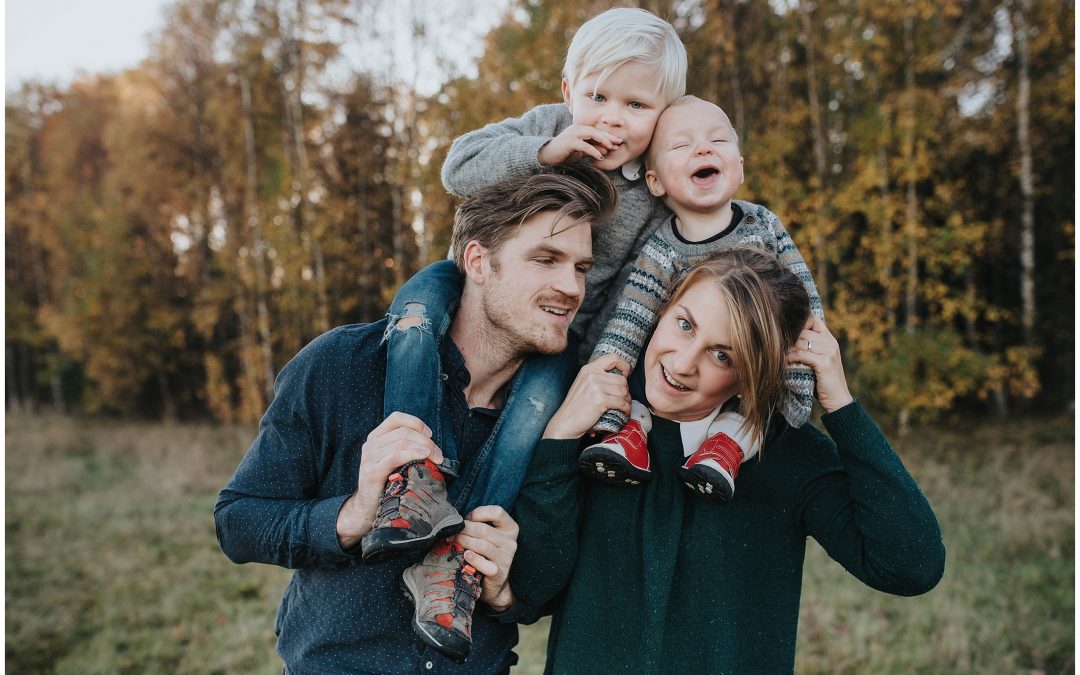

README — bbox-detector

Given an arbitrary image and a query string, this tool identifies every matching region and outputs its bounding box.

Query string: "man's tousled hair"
[451,164,618,271]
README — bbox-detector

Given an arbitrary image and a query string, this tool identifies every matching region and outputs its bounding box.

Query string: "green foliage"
[854,328,992,424]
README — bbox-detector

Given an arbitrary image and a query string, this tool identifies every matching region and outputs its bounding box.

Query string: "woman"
[507,249,945,673]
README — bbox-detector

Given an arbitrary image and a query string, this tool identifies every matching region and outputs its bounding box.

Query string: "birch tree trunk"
[1014,0,1035,349]
[284,0,330,333]
[800,2,830,305]
[241,73,276,405]
[902,13,919,334]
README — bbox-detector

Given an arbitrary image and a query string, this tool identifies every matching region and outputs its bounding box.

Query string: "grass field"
[6,412,1074,673]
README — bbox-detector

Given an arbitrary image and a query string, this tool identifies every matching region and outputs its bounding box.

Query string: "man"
[215,165,616,674]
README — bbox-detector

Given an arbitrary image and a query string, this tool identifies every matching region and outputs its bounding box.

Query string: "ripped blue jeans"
[383,259,578,515]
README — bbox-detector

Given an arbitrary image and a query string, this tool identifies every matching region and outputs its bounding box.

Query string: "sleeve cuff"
[820,400,888,455]
[532,438,582,471]
[486,598,549,624]
[308,493,358,559]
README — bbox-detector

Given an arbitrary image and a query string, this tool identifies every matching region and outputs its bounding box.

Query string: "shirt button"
[425,661,434,670]
[440,374,449,381]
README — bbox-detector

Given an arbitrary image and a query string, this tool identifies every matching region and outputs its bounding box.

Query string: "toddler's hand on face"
[539,124,623,166]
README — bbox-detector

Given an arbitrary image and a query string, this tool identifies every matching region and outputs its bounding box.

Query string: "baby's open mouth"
[692,167,719,179]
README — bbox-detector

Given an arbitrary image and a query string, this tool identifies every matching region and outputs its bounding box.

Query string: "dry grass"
[5,413,1073,673]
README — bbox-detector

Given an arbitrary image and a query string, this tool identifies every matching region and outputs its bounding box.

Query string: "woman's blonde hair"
[662,248,810,449]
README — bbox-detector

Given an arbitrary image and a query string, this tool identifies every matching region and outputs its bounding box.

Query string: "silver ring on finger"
[806,339,813,352]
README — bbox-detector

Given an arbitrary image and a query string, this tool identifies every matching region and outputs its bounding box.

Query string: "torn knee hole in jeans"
[383,302,431,343]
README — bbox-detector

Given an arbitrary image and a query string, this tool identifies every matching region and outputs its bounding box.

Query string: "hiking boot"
[678,431,744,502]
[361,459,464,564]
[578,416,652,485]
[402,539,482,664]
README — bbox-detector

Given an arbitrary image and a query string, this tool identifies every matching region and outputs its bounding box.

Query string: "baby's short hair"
[563,7,687,105]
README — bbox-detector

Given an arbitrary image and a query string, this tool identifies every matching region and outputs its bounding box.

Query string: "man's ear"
[561,78,573,113]
[460,240,489,284]
[645,169,666,198]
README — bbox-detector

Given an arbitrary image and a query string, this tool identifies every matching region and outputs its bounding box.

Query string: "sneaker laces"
[375,459,439,525]
[424,541,482,630]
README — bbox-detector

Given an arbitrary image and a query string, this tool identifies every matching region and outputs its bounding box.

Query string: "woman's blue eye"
[677,318,691,331]
[712,350,731,365]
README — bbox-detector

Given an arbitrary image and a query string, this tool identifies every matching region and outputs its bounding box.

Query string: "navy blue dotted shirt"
[215,321,523,674]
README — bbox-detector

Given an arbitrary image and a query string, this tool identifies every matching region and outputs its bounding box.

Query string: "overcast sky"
[5,0,509,94]
[6,0,172,89]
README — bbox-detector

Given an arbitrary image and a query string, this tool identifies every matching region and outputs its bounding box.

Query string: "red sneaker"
[578,418,652,485]
[679,431,744,502]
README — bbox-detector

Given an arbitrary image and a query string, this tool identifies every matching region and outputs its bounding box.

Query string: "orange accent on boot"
[431,539,454,555]
[391,518,411,529]
[423,459,445,482]
[462,565,476,575]
[435,613,454,629]
[387,472,403,482]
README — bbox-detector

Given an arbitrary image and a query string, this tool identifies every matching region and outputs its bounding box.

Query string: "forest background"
[6,0,1074,426]
[4,0,1075,672]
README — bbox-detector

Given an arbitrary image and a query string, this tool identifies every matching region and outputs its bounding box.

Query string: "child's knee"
[383,302,431,344]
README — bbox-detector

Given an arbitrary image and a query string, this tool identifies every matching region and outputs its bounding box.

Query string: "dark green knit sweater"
[509,402,944,674]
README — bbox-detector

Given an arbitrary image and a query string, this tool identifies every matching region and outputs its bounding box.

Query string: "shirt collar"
[621,157,644,181]
[441,338,506,414]
[442,338,471,391]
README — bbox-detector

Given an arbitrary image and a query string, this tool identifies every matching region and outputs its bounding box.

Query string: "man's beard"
[479,286,573,359]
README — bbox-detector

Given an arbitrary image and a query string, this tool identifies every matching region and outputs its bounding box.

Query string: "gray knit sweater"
[591,202,825,428]
[441,103,666,355]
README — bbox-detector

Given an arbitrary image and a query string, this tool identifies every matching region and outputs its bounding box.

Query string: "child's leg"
[382,259,463,464]
[589,355,645,435]
[679,410,760,502]
[404,346,578,662]
[578,400,654,485]
[365,260,464,563]
[451,346,580,514]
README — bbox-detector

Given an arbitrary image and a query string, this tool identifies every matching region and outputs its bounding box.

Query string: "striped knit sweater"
[591,200,824,429]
